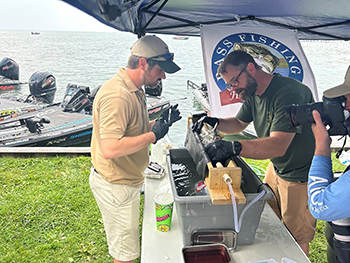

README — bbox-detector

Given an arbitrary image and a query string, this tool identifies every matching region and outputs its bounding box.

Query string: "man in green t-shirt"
[194,50,316,256]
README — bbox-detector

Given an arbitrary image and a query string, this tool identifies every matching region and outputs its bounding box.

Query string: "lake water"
[1,30,350,145]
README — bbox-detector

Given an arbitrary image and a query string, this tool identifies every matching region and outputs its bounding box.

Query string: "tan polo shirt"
[91,67,150,187]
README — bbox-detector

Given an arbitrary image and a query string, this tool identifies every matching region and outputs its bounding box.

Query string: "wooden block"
[206,160,246,205]
[207,160,242,190]
[205,177,246,205]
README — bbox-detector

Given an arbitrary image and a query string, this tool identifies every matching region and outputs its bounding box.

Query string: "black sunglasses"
[147,53,174,61]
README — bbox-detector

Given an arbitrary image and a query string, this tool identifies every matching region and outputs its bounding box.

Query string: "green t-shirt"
[236,74,315,182]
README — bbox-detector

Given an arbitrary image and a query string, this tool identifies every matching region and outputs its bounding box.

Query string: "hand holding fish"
[192,116,220,134]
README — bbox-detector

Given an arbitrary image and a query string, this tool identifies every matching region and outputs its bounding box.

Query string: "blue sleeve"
[308,155,350,221]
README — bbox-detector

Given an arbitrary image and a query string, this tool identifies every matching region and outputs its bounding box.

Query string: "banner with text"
[200,25,317,118]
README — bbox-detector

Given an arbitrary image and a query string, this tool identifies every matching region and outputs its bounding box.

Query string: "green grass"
[0,153,346,262]
[0,156,144,263]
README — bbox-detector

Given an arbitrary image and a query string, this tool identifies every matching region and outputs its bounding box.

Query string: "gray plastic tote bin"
[167,148,273,246]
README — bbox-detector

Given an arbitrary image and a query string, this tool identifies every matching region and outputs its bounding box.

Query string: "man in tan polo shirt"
[90,35,181,263]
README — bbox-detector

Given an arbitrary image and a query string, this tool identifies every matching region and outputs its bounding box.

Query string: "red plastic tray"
[183,244,231,263]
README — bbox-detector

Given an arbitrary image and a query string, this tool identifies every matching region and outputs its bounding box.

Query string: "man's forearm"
[101,132,155,159]
[217,117,247,134]
[314,140,331,157]
[239,137,287,159]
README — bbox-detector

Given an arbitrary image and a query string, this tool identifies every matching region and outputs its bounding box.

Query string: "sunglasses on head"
[147,53,174,61]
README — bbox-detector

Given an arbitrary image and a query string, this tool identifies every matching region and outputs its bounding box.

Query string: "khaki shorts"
[264,162,316,244]
[89,168,141,261]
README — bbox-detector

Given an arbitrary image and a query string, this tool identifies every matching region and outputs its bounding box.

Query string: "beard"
[144,79,159,88]
[142,69,159,88]
[239,74,257,100]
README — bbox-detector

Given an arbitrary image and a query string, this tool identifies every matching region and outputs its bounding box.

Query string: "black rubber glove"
[205,140,234,162]
[152,117,170,144]
[168,104,182,126]
[160,104,182,126]
[192,116,220,134]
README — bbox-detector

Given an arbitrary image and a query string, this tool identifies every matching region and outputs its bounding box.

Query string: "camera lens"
[285,96,348,136]
[284,102,324,127]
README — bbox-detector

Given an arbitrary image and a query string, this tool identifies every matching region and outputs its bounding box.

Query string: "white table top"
[141,162,311,263]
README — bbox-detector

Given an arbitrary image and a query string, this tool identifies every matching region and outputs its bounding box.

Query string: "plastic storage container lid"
[191,229,237,250]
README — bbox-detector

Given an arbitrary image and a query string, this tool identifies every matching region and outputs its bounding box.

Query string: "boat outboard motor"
[85,85,102,114]
[60,84,91,113]
[145,80,163,96]
[89,85,101,100]
[0,57,19,80]
[29,71,57,104]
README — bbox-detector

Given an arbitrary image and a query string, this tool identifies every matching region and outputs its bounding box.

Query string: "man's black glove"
[160,104,182,126]
[205,140,234,162]
[192,116,220,134]
[152,117,170,144]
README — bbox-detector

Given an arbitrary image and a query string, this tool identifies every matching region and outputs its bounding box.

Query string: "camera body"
[284,96,348,136]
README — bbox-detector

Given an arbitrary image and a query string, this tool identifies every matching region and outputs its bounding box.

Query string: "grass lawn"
[0,156,114,263]
[0,152,346,262]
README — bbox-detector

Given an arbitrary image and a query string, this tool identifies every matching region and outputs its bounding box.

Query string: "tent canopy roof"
[63,0,350,40]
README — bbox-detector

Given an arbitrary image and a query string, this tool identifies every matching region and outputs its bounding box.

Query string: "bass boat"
[0,71,170,147]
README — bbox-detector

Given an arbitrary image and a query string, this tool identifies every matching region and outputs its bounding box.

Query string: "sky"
[0,0,115,32]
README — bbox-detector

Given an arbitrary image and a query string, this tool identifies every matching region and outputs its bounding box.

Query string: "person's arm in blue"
[308,110,350,221]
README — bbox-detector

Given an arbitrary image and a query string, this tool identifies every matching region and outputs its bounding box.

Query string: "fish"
[233,43,280,73]
[199,122,225,146]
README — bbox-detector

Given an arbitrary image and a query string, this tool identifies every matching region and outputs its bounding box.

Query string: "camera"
[284,96,349,136]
